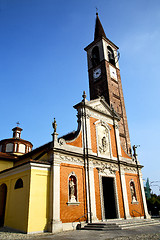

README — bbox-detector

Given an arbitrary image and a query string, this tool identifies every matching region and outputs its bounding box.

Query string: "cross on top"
[16,121,20,127]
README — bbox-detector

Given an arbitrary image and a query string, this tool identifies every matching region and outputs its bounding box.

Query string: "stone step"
[83,223,121,231]
[81,219,160,231]
[85,224,120,228]
[120,220,160,229]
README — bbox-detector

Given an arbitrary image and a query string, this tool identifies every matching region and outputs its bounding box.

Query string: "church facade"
[0,14,150,233]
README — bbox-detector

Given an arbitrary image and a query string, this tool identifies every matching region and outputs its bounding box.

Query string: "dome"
[0,127,33,155]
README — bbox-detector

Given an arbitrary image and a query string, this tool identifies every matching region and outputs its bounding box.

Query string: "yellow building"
[0,14,150,234]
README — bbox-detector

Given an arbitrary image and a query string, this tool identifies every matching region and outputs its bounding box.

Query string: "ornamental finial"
[52,118,57,133]
[82,91,87,100]
[96,7,98,15]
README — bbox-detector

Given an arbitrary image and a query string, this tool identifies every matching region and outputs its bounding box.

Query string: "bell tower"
[84,13,131,154]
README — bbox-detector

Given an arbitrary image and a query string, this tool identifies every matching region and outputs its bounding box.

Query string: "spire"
[94,13,107,40]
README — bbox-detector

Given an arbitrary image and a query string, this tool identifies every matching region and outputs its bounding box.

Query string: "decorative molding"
[58,154,84,165]
[114,123,119,129]
[58,138,66,146]
[93,161,118,175]
[94,121,112,159]
[123,166,137,174]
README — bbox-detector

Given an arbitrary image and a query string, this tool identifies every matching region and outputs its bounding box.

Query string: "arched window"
[14,178,23,189]
[0,183,7,227]
[91,46,100,67]
[107,46,115,66]
[68,174,78,203]
[130,180,137,203]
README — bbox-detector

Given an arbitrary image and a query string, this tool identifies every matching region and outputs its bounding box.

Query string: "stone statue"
[69,178,76,202]
[99,136,108,154]
[52,118,57,133]
[102,136,107,152]
[130,183,136,202]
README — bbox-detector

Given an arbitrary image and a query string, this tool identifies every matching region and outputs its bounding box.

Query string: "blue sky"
[0,0,160,194]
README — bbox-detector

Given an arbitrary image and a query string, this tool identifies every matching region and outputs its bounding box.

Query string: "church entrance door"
[0,184,7,226]
[102,177,117,219]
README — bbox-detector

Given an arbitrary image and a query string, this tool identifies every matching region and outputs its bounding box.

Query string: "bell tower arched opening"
[91,46,100,67]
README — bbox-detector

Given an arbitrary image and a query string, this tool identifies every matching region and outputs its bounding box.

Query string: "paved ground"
[0,224,160,240]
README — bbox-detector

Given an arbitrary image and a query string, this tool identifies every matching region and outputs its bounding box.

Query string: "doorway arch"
[0,183,7,226]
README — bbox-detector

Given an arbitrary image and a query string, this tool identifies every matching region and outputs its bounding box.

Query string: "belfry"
[85,13,131,154]
[0,14,151,233]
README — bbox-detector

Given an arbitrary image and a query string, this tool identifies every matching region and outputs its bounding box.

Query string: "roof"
[0,138,33,146]
[0,152,17,161]
[94,13,107,40]
[61,131,77,141]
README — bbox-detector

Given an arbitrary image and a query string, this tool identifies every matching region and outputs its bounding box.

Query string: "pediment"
[74,97,120,120]
[86,98,120,119]
[87,101,111,116]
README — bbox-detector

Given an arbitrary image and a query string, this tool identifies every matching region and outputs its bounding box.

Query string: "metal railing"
[132,210,142,218]
[72,212,92,229]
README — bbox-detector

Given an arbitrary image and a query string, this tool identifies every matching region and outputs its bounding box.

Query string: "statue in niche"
[99,136,107,153]
[98,125,109,155]
[69,176,77,203]
[130,182,137,202]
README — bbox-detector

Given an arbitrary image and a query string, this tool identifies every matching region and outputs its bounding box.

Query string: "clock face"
[109,65,117,81]
[93,68,101,79]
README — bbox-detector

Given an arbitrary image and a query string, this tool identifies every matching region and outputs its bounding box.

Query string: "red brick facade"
[60,163,87,223]
[125,173,144,217]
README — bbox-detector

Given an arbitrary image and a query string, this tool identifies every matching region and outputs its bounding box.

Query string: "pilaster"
[139,171,151,219]
[120,169,131,219]
[89,164,97,221]
[114,121,122,158]
[51,155,62,232]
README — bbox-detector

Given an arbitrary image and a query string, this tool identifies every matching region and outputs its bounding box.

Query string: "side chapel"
[0,14,150,233]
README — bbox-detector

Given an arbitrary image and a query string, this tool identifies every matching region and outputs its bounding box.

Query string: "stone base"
[51,220,63,233]
[145,213,151,219]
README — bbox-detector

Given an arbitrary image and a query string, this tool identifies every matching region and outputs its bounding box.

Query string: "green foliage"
[147,194,160,215]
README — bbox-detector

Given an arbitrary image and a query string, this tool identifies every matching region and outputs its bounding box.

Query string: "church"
[0,14,150,233]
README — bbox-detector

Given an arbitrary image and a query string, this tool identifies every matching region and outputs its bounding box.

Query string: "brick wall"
[66,132,82,148]
[105,62,131,154]
[108,124,118,158]
[60,163,87,223]
[125,173,144,217]
[121,146,132,159]
[94,168,102,220]
[116,171,125,218]
[90,117,98,153]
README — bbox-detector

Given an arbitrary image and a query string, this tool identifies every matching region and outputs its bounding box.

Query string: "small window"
[91,46,100,67]
[6,143,14,153]
[17,132,20,138]
[69,174,77,203]
[130,181,137,203]
[19,144,25,153]
[15,178,23,189]
[107,46,115,66]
